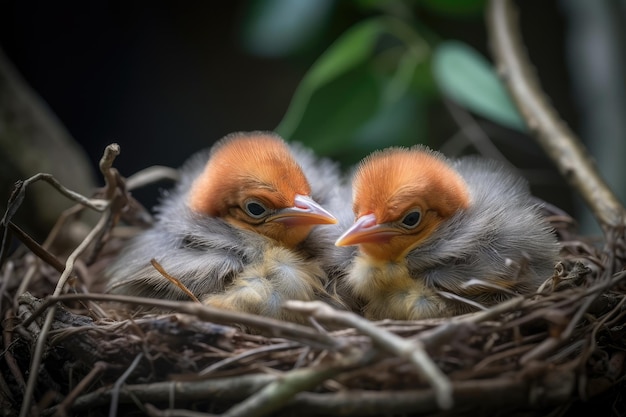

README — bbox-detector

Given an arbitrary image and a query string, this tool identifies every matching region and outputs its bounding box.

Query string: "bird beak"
[335,213,399,246]
[268,194,337,226]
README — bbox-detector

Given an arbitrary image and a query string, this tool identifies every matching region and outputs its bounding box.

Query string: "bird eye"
[244,200,268,218]
[400,210,421,228]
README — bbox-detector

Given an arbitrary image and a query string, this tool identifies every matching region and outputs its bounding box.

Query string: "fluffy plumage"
[335,146,559,320]
[106,132,344,322]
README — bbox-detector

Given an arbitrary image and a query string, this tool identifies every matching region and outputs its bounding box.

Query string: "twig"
[401,296,526,352]
[472,344,534,371]
[54,362,108,417]
[19,210,113,417]
[0,260,14,316]
[520,270,626,363]
[150,259,200,303]
[284,301,453,410]
[99,144,121,200]
[486,0,626,229]
[87,144,125,263]
[19,144,121,417]
[222,349,372,417]
[2,173,108,220]
[45,373,278,415]
[2,309,26,391]
[110,353,143,417]
[280,372,575,416]
[41,204,86,249]
[14,256,41,310]
[506,270,626,332]
[47,370,578,417]
[198,342,299,377]
[7,222,65,273]
[21,293,342,351]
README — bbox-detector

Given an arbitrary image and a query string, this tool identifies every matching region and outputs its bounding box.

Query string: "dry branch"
[285,300,453,410]
[18,144,122,417]
[21,293,342,351]
[487,0,626,229]
[220,349,372,417]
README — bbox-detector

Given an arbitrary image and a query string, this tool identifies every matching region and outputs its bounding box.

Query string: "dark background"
[4,0,620,237]
[0,1,573,166]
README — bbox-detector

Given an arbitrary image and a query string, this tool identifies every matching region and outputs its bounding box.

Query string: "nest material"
[1,148,626,417]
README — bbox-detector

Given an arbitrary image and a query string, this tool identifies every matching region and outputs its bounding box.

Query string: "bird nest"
[1,145,626,417]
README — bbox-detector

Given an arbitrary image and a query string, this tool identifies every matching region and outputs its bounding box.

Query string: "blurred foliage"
[432,41,526,132]
[241,0,522,166]
[241,0,335,57]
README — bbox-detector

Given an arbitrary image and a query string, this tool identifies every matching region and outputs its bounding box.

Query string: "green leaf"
[352,93,428,151]
[283,65,380,155]
[432,41,526,131]
[276,16,432,165]
[276,19,386,139]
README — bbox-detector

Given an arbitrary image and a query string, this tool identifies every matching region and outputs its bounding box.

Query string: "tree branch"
[486,0,626,229]
[284,300,453,410]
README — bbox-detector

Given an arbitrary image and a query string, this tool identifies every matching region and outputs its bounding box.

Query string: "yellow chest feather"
[346,255,447,320]
[204,246,337,324]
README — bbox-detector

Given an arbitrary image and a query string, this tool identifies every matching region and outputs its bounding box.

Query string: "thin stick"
[486,0,626,229]
[222,349,371,417]
[284,301,453,410]
[3,173,108,217]
[41,204,86,249]
[109,353,143,417]
[21,293,342,351]
[8,222,65,273]
[150,259,200,303]
[47,373,278,414]
[198,342,298,377]
[410,298,524,352]
[54,362,108,417]
[19,144,120,417]
[99,144,120,200]
[280,373,574,416]
[3,309,26,391]
[0,260,14,316]
[520,271,626,363]
[50,371,578,416]
[14,256,41,309]
[19,211,112,417]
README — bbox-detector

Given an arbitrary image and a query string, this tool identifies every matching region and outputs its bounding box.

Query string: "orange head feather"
[188,132,336,248]
[336,147,471,262]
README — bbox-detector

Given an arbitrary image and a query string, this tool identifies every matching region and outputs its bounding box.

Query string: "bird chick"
[106,132,342,323]
[335,146,559,320]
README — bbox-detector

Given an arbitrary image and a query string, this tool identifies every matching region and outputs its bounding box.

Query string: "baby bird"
[335,146,559,320]
[106,131,343,323]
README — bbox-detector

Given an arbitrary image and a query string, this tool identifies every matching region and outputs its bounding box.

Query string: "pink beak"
[335,213,400,246]
[268,194,337,226]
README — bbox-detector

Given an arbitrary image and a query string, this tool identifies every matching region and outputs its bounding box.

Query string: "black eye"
[401,210,421,228]
[244,200,267,218]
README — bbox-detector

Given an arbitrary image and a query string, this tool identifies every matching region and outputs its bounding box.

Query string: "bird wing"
[406,157,559,301]
[105,148,269,300]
